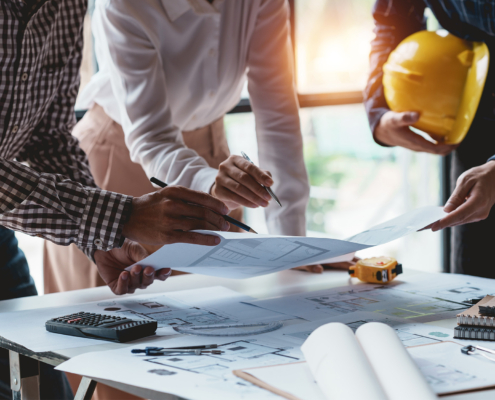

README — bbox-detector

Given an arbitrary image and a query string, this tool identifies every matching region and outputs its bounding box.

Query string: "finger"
[444,177,475,213]
[222,175,269,207]
[142,266,155,287]
[322,261,353,270]
[432,198,479,231]
[170,231,221,246]
[397,128,456,155]
[294,265,323,273]
[156,268,172,281]
[228,168,272,205]
[390,111,419,128]
[164,186,229,215]
[235,157,273,187]
[129,264,142,290]
[214,184,258,208]
[173,202,229,230]
[115,271,129,295]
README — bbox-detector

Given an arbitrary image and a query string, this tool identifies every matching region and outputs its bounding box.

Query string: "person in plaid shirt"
[0,0,230,397]
[365,0,495,278]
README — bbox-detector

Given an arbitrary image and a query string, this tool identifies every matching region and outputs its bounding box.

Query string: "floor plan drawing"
[188,239,330,269]
[246,284,466,322]
[282,313,445,347]
[145,340,299,379]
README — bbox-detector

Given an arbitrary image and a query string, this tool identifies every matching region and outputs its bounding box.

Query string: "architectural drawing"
[188,239,330,269]
[247,284,466,322]
[145,340,299,379]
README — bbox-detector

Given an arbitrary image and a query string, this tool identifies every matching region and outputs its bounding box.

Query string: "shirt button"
[21,73,28,82]
[94,238,103,247]
[12,125,19,134]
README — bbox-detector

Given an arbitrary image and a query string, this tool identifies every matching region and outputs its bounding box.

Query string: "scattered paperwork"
[131,206,447,278]
[301,322,436,400]
[0,287,287,352]
[56,311,446,400]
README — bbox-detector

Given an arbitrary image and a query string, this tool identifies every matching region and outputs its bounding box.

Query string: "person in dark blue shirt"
[365,0,495,278]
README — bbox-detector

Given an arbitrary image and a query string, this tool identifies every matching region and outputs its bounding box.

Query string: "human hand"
[294,258,360,273]
[94,239,171,295]
[211,155,273,210]
[122,186,230,247]
[431,161,495,231]
[375,111,457,155]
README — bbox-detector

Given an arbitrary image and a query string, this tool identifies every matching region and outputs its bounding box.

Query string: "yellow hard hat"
[383,30,489,144]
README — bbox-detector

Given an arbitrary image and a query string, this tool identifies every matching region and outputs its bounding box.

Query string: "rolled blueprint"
[355,322,437,400]
[301,323,387,400]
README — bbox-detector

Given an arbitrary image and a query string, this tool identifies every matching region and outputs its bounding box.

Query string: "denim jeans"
[0,227,73,399]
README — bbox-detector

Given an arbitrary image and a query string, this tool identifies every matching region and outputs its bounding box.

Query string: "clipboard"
[234,342,495,399]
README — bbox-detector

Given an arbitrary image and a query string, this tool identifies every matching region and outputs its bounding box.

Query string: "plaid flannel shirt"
[0,0,132,258]
[365,0,495,140]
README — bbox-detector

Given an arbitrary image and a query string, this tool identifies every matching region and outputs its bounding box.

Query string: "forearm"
[0,159,132,257]
[364,0,426,138]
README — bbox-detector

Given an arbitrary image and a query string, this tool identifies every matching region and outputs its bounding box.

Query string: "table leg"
[74,377,97,400]
[9,351,40,400]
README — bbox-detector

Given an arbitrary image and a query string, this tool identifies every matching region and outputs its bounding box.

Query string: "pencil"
[150,177,258,234]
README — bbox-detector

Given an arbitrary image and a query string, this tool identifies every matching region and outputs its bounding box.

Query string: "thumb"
[444,179,473,213]
[126,240,150,263]
[393,112,420,127]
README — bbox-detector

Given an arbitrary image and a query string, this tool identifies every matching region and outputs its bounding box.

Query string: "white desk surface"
[0,268,492,400]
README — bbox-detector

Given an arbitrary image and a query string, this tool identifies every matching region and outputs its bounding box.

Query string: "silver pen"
[241,151,282,207]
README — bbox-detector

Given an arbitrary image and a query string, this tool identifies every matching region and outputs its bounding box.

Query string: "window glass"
[295,0,375,93]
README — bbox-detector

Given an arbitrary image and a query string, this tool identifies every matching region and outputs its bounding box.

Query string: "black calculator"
[45,312,157,342]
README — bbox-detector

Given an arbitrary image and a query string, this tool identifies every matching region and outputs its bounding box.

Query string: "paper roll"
[355,322,437,400]
[301,323,387,400]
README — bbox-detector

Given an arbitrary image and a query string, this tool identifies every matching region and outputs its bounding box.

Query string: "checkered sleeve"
[0,158,132,257]
[9,23,133,258]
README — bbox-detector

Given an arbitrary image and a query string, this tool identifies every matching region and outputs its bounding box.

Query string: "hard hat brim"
[447,42,490,144]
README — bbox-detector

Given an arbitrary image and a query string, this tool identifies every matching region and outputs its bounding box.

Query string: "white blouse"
[78,0,310,236]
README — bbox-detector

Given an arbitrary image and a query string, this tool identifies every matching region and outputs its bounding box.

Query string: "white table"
[1,269,494,400]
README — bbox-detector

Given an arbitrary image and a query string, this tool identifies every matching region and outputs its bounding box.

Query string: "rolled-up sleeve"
[246,0,309,236]
[364,0,426,141]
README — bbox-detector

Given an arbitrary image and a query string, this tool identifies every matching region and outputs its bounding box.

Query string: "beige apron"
[43,104,241,400]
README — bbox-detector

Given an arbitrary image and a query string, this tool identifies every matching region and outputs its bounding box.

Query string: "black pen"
[150,177,258,234]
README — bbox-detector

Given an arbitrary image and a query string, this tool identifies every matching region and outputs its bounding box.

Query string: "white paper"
[57,328,305,400]
[356,323,437,400]
[245,281,466,323]
[302,323,387,400]
[131,206,446,279]
[408,341,495,395]
[0,287,289,352]
[345,206,447,245]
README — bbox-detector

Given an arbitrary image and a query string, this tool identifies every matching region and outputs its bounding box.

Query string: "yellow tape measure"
[349,257,403,284]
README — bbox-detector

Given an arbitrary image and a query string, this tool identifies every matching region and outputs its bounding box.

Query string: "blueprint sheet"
[56,311,450,400]
[0,287,289,352]
[242,341,495,398]
[244,279,468,323]
[132,206,447,279]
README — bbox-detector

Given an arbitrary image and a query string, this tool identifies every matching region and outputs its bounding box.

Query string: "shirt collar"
[161,0,224,21]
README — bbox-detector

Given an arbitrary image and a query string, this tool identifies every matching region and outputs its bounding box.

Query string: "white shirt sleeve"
[246,0,310,236]
[99,3,218,194]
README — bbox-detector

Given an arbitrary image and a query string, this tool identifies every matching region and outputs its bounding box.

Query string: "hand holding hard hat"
[375,110,458,155]
[380,30,489,148]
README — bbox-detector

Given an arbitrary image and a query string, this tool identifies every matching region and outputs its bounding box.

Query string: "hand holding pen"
[122,184,231,247]
[150,178,257,234]
[211,153,282,210]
